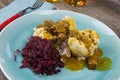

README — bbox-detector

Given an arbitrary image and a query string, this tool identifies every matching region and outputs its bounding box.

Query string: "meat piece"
[43,20,55,27]
[54,20,69,34]
[59,41,71,62]
[86,54,98,70]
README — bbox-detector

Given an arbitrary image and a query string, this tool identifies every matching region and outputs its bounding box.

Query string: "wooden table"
[0,0,120,80]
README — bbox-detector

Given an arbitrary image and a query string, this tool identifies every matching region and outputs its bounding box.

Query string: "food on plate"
[96,57,112,70]
[33,19,71,62]
[65,57,84,71]
[14,16,112,75]
[86,53,98,69]
[18,36,64,75]
[33,27,54,40]
[68,37,88,60]
[59,41,71,62]
[77,29,100,56]
[94,48,103,57]
[63,16,76,30]
[68,29,100,60]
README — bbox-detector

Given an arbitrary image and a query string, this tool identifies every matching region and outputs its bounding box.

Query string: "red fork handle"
[0,13,20,31]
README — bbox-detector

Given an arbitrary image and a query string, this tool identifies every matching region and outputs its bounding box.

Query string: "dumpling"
[68,37,88,60]
[78,29,100,56]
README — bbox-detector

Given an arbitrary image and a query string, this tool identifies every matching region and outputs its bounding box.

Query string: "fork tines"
[32,0,44,9]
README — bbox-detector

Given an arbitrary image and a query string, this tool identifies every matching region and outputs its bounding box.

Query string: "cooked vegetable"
[14,16,112,74]
[65,57,84,71]
[19,36,64,75]
[94,48,103,58]
[96,57,112,70]
[34,19,71,62]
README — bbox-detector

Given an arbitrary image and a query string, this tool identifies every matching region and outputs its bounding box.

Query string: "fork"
[0,0,44,31]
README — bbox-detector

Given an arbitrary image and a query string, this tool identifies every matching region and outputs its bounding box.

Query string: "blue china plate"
[0,10,120,80]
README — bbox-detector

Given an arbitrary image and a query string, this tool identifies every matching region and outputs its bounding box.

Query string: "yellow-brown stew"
[33,16,112,71]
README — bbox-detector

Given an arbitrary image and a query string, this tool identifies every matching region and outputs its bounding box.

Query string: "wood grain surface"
[0,0,120,80]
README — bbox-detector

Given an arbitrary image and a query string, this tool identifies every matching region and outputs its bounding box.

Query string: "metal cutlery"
[0,0,44,31]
